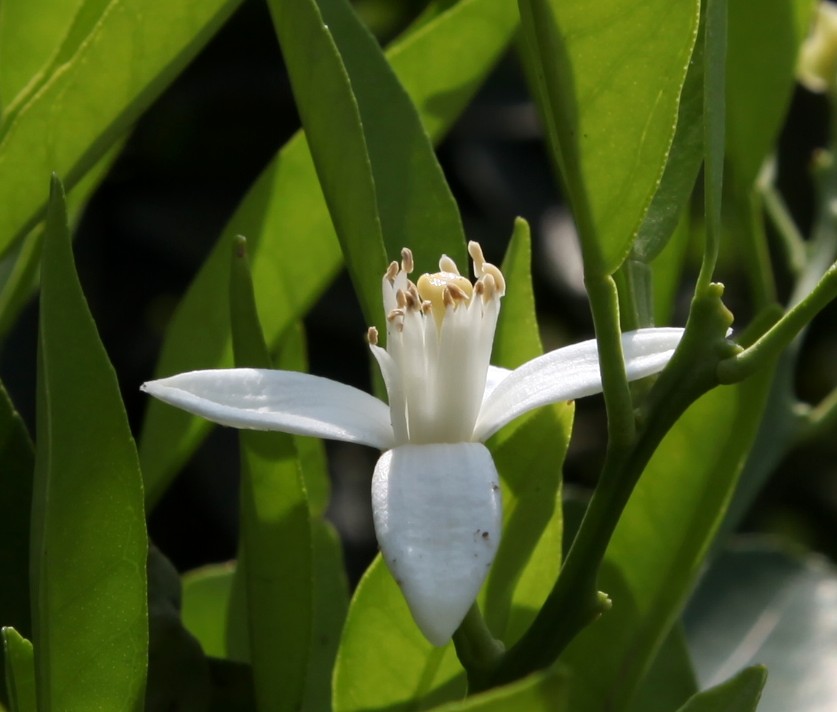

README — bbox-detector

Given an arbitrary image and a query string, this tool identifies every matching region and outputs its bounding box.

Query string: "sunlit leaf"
[0,0,241,255]
[332,556,465,712]
[267,0,466,326]
[518,0,700,275]
[181,563,235,660]
[432,666,569,711]
[32,176,147,710]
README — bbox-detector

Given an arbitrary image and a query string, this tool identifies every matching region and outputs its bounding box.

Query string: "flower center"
[416,271,473,327]
[369,242,505,445]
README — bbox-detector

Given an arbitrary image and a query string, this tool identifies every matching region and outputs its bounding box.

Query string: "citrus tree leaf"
[0,0,241,255]
[32,176,147,710]
[674,666,766,712]
[1,628,36,712]
[517,0,700,275]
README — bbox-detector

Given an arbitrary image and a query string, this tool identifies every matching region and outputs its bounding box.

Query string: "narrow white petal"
[142,368,394,450]
[371,443,502,646]
[474,328,685,441]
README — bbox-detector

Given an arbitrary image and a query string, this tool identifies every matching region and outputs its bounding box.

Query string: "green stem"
[453,603,505,690]
[718,260,837,384]
[585,274,636,449]
[759,172,806,279]
[488,285,736,686]
[736,187,777,310]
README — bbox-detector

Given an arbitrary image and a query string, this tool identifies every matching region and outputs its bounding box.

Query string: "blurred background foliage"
[0,0,834,586]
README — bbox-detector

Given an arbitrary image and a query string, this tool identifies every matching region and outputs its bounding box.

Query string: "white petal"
[474,328,685,441]
[142,368,395,450]
[483,365,511,403]
[371,443,502,646]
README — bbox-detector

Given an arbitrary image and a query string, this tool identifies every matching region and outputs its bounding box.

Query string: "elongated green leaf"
[674,666,766,712]
[333,556,466,712]
[518,0,700,275]
[268,0,466,326]
[32,176,147,710]
[0,384,33,707]
[725,0,813,191]
[181,563,236,659]
[633,9,705,263]
[431,667,568,711]
[561,367,774,711]
[305,519,349,712]
[0,0,241,255]
[2,628,36,712]
[685,544,837,712]
[230,237,312,712]
[140,0,519,507]
[483,219,572,643]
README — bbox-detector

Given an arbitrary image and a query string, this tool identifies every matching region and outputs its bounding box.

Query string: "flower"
[142,242,684,646]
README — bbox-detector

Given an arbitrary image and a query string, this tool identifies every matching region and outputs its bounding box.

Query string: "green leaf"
[0,384,33,707]
[685,543,837,712]
[332,557,466,712]
[305,519,349,712]
[632,9,705,263]
[430,666,569,711]
[561,367,774,711]
[725,0,814,191]
[0,0,241,255]
[674,666,766,712]
[181,563,236,659]
[139,0,519,507]
[517,0,700,275]
[483,219,573,644]
[268,0,467,327]
[230,236,313,712]
[2,628,36,712]
[626,625,698,712]
[32,176,147,711]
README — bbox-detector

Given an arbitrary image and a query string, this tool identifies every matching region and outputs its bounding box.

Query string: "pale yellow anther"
[468,241,506,295]
[401,248,414,274]
[367,326,379,345]
[386,261,399,283]
[439,255,460,275]
[417,271,474,327]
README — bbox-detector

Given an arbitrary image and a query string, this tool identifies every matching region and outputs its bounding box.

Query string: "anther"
[395,289,407,309]
[447,284,470,302]
[367,326,379,345]
[439,255,460,275]
[386,261,399,283]
[401,248,414,274]
[421,300,432,314]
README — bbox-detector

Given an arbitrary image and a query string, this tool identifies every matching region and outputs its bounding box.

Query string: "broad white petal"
[483,365,511,403]
[371,443,502,646]
[474,328,685,441]
[142,368,394,450]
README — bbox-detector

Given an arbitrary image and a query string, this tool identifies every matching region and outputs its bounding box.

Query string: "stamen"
[401,248,414,274]
[417,271,474,328]
[396,289,407,309]
[367,326,379,345]
[447,283,470,302]
[386,261,399,283]
[439,255,459,274]
[468,241,506,295]
[442,287,455,309]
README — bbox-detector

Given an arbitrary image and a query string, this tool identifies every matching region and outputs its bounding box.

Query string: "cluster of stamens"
[372,242,505,336]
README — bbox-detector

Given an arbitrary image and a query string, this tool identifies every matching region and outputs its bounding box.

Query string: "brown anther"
[474,280,485,296]
[442,287,455,309]
[404,290,418,310]
[407,282,421,302]
[447,283,470,302]
[481,274,497,301]
[421,300,432,314]
[401,247,414,274]
[367,326,379,345]
[386,261,399,283]
[387,308,405,321]
[395,289,407,309]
